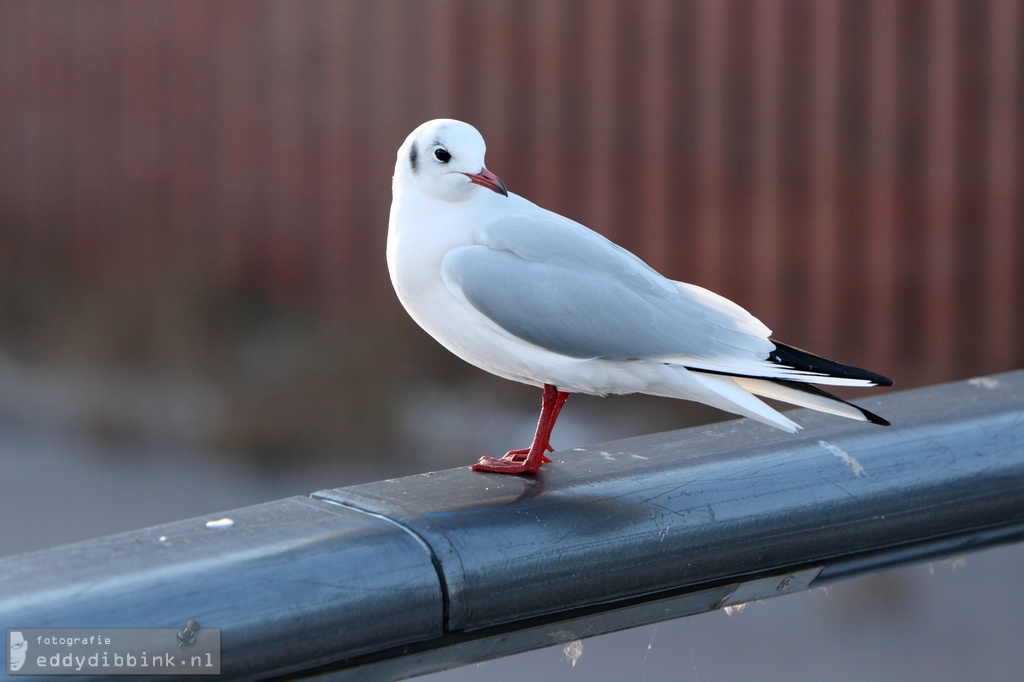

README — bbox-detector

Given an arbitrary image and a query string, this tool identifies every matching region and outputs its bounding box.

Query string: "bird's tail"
[678,341,891,431]
[733,376,890,426]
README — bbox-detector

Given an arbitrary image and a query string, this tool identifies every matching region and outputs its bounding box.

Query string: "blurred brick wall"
[1,0,1021,386]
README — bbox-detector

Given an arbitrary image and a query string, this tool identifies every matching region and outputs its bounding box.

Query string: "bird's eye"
[434,147,451,163]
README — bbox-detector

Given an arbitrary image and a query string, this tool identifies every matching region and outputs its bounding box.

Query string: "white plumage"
[388,119,891,474]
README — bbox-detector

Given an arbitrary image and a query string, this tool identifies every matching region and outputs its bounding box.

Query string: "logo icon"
[176,620,200,647]
[9,631,27,671]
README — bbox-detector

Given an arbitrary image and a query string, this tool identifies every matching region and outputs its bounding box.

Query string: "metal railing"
[2,371,1023,681]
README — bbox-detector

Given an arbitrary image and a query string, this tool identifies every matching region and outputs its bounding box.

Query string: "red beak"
[464,167,509,197]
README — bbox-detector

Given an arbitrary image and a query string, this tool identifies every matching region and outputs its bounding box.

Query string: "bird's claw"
[471,455,541,475]
[471,446,552,475]
[503,447,552,464]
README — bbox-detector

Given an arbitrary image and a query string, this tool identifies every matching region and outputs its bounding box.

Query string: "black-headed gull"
[388,119,892,475]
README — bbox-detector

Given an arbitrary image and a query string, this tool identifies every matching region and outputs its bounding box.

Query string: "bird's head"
[394,119,508,203]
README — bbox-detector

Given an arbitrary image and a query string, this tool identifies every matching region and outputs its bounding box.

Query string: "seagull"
[387,119,892,475]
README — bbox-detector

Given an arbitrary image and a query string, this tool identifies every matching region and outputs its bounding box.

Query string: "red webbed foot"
[502,447,552,464]
[469,384,567,476]
[471,454,545,475]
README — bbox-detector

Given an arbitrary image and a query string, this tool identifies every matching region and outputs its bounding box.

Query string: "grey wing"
[442,212,774,363]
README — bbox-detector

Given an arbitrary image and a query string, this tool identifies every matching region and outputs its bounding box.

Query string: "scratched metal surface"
[0,372,1022,681]
[313,371,1024,637]
[0,496,443,681]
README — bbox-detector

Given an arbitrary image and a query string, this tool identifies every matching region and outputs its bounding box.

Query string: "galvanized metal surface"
[1,371,1023,681]
[0,497,443,681]
[313,371,1024,679]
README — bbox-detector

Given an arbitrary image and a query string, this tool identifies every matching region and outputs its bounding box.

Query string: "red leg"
[472,384,569,475]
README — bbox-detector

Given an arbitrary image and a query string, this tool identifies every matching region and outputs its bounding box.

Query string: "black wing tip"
[769,340,894,387]
[767,378,892,427]
[861,406,892,426]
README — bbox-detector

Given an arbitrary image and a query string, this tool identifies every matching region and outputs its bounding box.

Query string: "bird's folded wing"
[441,212,776,366]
